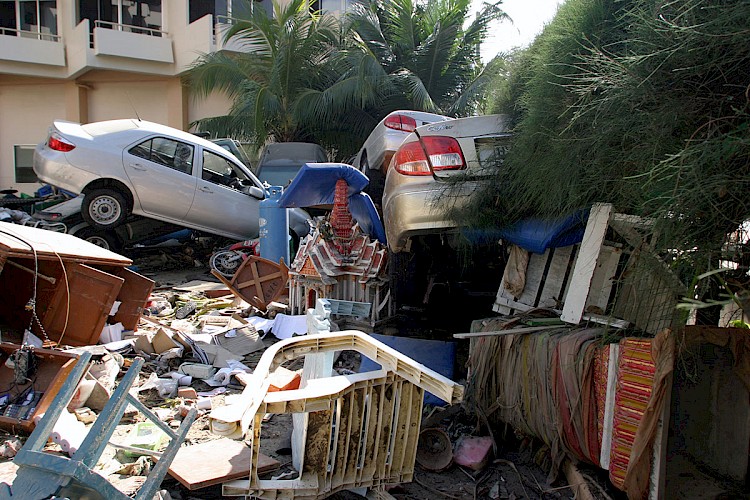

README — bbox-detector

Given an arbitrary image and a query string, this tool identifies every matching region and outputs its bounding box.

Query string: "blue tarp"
[499,208,590,254]
[462,208,590,254]
[359,333,456,406]
[278,163,387,244]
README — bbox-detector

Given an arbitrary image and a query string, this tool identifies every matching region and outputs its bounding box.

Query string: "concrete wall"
[0,80,66,190]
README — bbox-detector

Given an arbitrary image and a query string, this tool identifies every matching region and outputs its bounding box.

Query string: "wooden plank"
[584,245,621,313]
[109,267,154,331]
[561,203,612,324]
[599,343,619,470]
[538,245,576,309]
[168,437,279,490]
[453,325,565,339]
[649,373,672,500]
[514,250,548,306]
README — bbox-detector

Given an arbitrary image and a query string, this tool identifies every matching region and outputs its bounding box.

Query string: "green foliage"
[185,0,372,158]
[456,0,750,271]
[345,0,507,117]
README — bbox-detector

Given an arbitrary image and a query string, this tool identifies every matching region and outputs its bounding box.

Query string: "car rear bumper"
[383,182,470,253]
[33,144,93,194]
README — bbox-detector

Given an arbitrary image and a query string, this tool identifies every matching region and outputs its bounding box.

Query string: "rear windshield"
[82,120,139,137]
[257,165,304,186]
[261,144,326,163]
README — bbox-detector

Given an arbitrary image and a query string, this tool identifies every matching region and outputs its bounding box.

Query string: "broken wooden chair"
[209,330,464,498]
[0,353,197,500]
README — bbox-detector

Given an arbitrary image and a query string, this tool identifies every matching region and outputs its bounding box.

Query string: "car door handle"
[129,163,147,171]
[199,186,214,193]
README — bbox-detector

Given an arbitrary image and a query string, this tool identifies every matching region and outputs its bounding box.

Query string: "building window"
[0,0,58,39]
[78,0,162,33]
[189,0,261,24]
[14,145,38,184]
[310,0,356,15]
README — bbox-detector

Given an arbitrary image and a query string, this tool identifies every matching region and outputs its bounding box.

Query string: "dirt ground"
[0,255,619,499]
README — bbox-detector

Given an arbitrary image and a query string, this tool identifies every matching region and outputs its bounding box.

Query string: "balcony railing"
[92,19,165,47]
[0,27,61,43]
[91,19,173,64]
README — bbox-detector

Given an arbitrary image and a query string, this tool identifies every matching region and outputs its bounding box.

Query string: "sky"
[470,0,565,62]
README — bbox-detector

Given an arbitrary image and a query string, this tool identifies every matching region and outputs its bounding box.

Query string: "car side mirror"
[245,186,265,199]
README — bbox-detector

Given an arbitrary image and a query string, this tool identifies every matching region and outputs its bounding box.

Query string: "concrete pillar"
[66,81,89,124]
[166,78,188,130]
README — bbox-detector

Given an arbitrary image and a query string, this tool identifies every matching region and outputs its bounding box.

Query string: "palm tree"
[345,0,507,117]
[185,0,365,153]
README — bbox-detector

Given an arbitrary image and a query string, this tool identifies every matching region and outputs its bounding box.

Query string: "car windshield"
[257,165,303,186]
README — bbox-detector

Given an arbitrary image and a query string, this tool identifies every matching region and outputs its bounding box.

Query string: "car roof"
[75,119,236,158]
[259,142,327,163]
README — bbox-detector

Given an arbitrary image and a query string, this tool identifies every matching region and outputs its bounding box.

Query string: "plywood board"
[0,222,131,266]
[167,438,279,490]
[174,280,232,298]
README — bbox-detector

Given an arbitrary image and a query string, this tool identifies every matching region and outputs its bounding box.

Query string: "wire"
[0,226,72,347]
[0,227,51,344]
[51,249,70,346]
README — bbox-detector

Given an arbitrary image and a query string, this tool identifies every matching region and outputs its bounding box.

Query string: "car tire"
[82,189,129,230]
[75,227,121,253]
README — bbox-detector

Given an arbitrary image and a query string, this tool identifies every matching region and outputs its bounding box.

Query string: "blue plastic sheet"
[461,208,590,254]
[278,163,386,244]
[359,333,456,406]
[278,163,369,208]
[499,209,589,254]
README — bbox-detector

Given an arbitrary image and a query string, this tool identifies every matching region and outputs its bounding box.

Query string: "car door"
[186,148,263,239]
[122,136,197,220]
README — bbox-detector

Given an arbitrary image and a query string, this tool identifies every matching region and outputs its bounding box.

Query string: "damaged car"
[353,110,450,204]
[33,119,310,243]
[383,114,512,308]
[383,114,512,252]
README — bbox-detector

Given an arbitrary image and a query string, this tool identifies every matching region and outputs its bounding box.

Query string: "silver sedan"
[383,114,512,253]
[34,119,309,241]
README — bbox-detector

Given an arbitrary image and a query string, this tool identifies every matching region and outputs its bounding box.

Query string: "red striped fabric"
[609,338,656,490]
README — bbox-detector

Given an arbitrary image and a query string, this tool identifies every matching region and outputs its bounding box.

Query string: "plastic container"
[259,186,290,265]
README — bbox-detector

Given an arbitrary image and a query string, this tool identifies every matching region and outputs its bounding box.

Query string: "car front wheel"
[82,189,129,230]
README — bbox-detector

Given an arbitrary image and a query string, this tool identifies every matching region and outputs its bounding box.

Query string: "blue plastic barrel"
[259,186,290,265]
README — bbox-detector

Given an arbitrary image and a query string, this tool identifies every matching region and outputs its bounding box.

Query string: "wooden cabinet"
[0,223,153,346]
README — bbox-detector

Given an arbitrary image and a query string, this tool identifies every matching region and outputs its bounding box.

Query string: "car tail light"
[48,132,75,152]
[36,212,63,221]
[393,137,465,175]
[384,114,417,132]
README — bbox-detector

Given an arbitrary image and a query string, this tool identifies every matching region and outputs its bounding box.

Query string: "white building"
[0,0,354,195]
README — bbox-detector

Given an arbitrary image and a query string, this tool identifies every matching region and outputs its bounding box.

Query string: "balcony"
[0,29,65,66]
[92,20,173,63]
